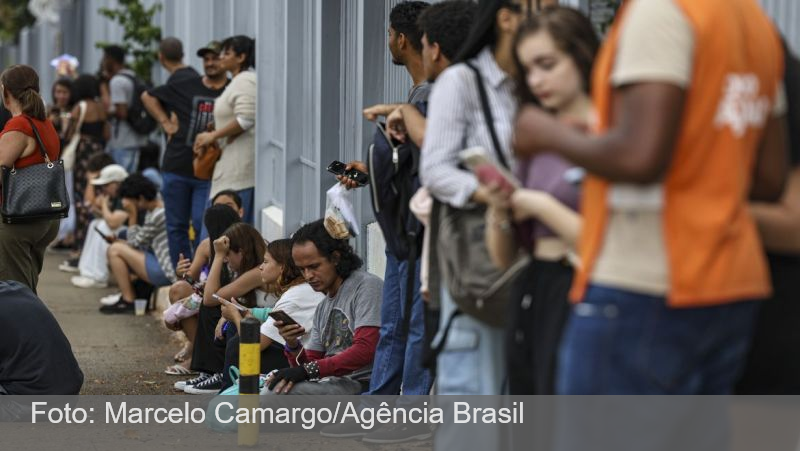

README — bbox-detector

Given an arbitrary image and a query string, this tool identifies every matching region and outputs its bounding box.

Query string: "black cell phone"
[327,160,369,186]
[269,310,299,326]
[327,160,348,176]
[94,226,114,243]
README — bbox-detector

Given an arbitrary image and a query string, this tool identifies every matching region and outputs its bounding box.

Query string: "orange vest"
[571,0,784,307]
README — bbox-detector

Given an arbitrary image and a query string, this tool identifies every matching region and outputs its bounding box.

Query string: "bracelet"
[284,339,302,353]
[303,361,321,381]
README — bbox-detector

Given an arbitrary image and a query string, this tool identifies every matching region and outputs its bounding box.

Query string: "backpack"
[119,73,158,135]
[366,102,428,261]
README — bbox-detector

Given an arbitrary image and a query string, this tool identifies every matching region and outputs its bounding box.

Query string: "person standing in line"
[483,6,596,395]
[102,45,149,174]
[0,65,63,293]
[514,0,788,395]
[142,39,228,268]
[57,74,111,273]
[194,36,257,225]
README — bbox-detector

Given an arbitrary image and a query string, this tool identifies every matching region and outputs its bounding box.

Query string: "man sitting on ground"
[100,174,176,314]
[265,219,383,395]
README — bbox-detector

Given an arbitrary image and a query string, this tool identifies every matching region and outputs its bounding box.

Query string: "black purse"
[0,117,69,224]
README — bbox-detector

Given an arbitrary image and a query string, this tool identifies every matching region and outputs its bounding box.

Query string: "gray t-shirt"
[408,81,431,105]
[108,69,149,149]
[305,269,383,377]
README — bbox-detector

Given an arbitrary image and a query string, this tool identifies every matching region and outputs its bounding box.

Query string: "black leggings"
[221,334,289,391]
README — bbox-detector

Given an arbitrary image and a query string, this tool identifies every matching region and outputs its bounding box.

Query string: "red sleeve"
[286,348,325,367]
[288,327,379,378]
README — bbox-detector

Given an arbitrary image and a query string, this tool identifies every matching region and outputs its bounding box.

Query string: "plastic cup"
[134,299,147,316]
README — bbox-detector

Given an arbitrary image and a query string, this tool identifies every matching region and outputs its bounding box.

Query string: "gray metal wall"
[0,0,797,272]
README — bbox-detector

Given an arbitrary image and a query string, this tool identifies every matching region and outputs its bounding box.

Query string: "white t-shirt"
[259,283,325,345]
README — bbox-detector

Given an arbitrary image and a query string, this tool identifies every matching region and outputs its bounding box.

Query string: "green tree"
[96,0,162,82]
[0,0,36,43]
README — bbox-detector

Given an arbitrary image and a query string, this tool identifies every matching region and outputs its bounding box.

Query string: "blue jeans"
[556,285,760,394]
[367,251,432,397]
[199,187,255,241]
[108,147,140,174]
[161,172,211,267]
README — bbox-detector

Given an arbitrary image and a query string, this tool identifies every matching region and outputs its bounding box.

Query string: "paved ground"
[39,250,182,395]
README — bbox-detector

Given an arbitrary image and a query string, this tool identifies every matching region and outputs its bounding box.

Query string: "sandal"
[165,364,197,376]
[174,344,191,362]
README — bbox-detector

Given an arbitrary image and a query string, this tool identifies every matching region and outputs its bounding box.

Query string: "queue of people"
[0,3,797,445]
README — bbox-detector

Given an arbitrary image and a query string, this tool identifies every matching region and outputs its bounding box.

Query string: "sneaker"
[58,258,80,273]
[361,424,433,444]
[98,299,134,314]
[71,275,109,289]
[184,373,223,394]
[319,420,374,438]
[99,293,122,306]
[174,372,210,391]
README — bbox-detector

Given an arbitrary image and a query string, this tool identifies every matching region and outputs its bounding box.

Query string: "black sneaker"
[174,372,210,391]
[58,258,80,273]
[361,423,433,444]
[99,299,135,314]
[319,420,374,438]
[184,373,223,394]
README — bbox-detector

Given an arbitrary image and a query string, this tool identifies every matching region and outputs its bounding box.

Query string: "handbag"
[192,124,221,180]
[0,117,70,224]
[434,62,529,328]
[61,100,86,171]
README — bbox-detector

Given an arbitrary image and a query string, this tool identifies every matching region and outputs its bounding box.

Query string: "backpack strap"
[465,62,510,170]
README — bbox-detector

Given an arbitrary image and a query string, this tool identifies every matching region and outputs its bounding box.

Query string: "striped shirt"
[420,47,517,208]
[127,207,176,283]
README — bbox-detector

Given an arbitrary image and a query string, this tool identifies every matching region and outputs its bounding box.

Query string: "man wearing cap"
[141,39,229,270]
[70,164,130,290]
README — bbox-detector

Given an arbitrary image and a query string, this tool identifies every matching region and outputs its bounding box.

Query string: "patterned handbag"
[0,117,69,224]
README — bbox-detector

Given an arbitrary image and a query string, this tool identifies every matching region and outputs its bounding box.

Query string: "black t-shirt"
[148,69,226,177]
[0,281,83,395]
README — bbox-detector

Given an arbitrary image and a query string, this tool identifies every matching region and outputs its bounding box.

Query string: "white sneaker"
[71,276,109,289]
[99,293,122,306]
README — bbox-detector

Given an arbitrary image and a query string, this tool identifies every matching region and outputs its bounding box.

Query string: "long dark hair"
[204,204,242,287]
[266,239,304,297]
[223,223,267,307]
[512,6,599,106]
[1,65,47,120]
[455,0,521,63]
[51,78,74,110]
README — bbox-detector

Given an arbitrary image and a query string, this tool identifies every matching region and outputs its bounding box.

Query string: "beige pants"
[0,219,59,294]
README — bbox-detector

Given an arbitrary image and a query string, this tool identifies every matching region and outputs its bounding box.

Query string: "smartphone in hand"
[212,294,247,312]
[268,310,299,326]
[327,160,369,186]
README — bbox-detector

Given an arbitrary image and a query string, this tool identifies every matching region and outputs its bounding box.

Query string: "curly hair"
[390,1,430,52]
[118,174,158,201]
[417,1,477,61]
[291,219,363,279]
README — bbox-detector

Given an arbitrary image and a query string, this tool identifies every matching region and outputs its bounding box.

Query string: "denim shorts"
[145,252,171,287]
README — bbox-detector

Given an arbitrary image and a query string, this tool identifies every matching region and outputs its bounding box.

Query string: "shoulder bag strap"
[465,62,510,170]
[23,117,52,163]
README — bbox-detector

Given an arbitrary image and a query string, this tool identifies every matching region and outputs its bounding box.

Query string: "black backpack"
[367,102,427,262]
[119,73,158,135]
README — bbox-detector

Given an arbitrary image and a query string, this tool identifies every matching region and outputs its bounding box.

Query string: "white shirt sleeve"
[612,0,695,88]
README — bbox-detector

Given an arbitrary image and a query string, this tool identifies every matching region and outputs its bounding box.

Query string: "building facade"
[0,0,797,275]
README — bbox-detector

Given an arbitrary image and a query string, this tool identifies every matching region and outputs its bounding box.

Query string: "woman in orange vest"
[514,0,788,394]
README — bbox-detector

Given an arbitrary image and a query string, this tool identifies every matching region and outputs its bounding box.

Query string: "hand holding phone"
[212,294,247,312]
[327,160,369,187]
[268,310,299,326]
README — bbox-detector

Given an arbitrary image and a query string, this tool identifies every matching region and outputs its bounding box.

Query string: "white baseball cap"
[90,164,129,186]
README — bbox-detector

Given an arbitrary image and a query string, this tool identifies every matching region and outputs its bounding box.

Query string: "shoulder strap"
[23,117,52,162]
[464,62,510,170]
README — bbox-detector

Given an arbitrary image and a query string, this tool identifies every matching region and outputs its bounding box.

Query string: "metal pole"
[238,317,260,446]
